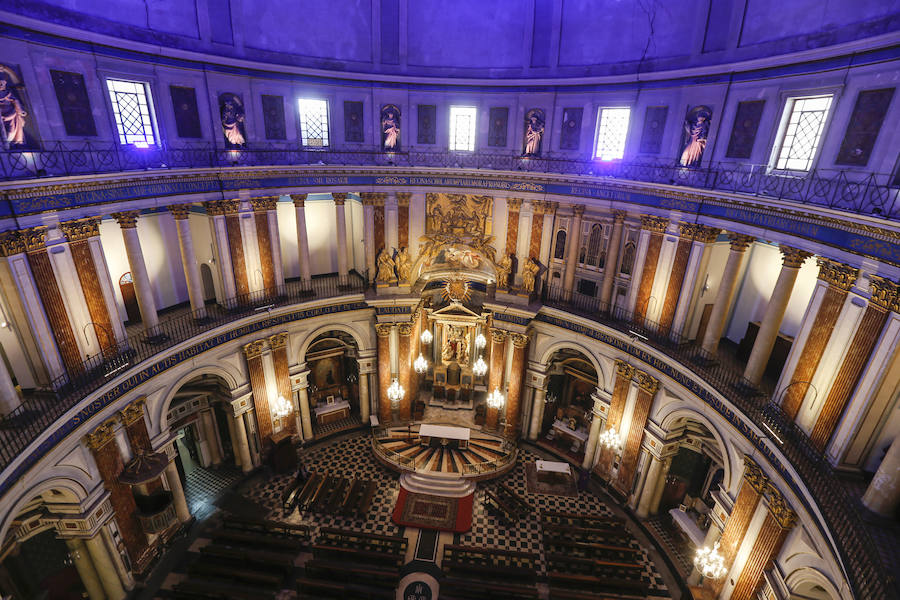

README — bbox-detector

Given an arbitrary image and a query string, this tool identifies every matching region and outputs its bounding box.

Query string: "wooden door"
[694,303,714,344]
[118,272,141,324]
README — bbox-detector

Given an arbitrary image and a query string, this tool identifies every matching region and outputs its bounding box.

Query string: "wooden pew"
[547,571,649,598]
[174,577,275,600]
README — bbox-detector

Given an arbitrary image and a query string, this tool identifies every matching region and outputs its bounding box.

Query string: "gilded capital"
[779,245,812,269]
[634,370,659,394]
[250,196,277,212]
[678,222,698,239]
[0,231,24,256]
[220,199,241,215]
[816,258,857,291]
[509,332,529,348]
[360,192,386,206]
[332,193,348,205]
[507,198,523,211]
[118,396,146,426]
[375,323,393,337]
[869,276,900,313]
[765,484,797,530]
[693,225,721,244]
[489,328,507,344]
[22,227,48,252]
[640,215,668,234]
[268,332,288,350]
[167,204,191,220]
[728,233,755,252]
[614,359,635,381]
[612,210,626,223]
[60,218,100,242]
[291,193,308,207]
[84,419,117,451]
[572,204,586,218]
[743,456,768,494]
[242,339,267,359]
[202,200,225,216]
[112,211,139,229]
[396,192,411,207]
[397,323,413,337]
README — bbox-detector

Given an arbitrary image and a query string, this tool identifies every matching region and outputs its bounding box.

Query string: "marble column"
[167,206,207,318]
[713,459,767,594]
[83,532,126,600]
[582,394,605,469]
[376,324,393,424]
[232,411,253,473]
[614,370,658,496]
[291,194,312,283]
[562,204,585,298]
[226,414,242,469]
[333,193,349,277]
[810,277,895,450]
[599,210,626,310]
[505,333,528,440]
[269,333,294,436]
[397,323,413,421]
[266,200,284,288]
[112,212,159,334]
[22,227,82,372]
[730,503,795,600]
[200,408,222,465]
[360,193,380,281]
[700,234,754,357]
[486,328,507,430]
[61,217,120,355]
[203,201,237,301]
[222,200,250,298]
[635,454,666,517]
[528,385,547,441]
[527,201,545,263]
[0,345,20,415]
[164,460,191,523]
[250,197,277,292]
[863,434,900,516]
[64,537,105,600]
[505,198,522,269]
[646,456,672,515]
[297,381,314,440]
[397,193,411,250]
[743,246,811,386]
[781,259,858,419]
[657,223,694,334]
[243,340,273,449]
[670,225,720,339]
[595,360,634,477]
[359,369,371,423]
[633,216,668,323]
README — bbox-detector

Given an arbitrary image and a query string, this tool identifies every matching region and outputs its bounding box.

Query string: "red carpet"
[392,488,473,532]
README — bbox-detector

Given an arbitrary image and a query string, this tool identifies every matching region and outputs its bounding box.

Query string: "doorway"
[118,272,141,324]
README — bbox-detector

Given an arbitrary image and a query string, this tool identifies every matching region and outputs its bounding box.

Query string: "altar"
[418,424,470,449]
[315,398,351,425]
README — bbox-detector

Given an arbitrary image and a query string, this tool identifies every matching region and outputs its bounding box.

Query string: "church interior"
[0,1,898,599]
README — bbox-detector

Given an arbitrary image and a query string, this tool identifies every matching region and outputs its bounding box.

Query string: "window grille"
[298,98,330,147]
[449,106,477,151]
[106,79,157,146]
[593,107,631,160]
[772,95,832,171]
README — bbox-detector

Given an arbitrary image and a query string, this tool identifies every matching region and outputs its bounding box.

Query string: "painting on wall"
[169,85,202,139]
[560,107,583,151]
[639,106,668,154]
[425,193,493,238]
[261,94,286,140]
[0,64,39,149]
[488,107,509,147]
[417,104,436,145]
[381,103,401,151]
[836,87,895,166]
[523,108,545,157]
[218,92,246,148]
[343,100,364,142]
[678,105,713,167]
[726,100,765,159]
[51,70,97,137]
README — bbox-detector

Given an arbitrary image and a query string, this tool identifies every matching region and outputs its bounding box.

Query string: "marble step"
[399,471,476,498]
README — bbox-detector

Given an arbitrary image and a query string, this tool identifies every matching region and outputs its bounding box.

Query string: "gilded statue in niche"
[381,104,401,151]
[523,108,545,157]
[376,248,395,283]
[679,105,713,168]
[219,92,246,148]
[496,253,512,288]
[396,246,411,283]
[0,65,33,147]
[522,257,540,294]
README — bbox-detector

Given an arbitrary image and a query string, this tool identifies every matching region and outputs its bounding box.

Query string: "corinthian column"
[250,197,278,292]
[562,204,585,298]
[614,370,658,496]
[700,234,754,357]
[291,194,312,283]
[582,392,605,469]
[486,328,507,430]
[595,360,634,478]
[743,246,811,386]
[397,323,413,420]
[376,323,393,424]
[204,201,237,301]
[633,216,668,323]
[360,193,377,282]
[599,210,625,310]
[168,205,207,318]
[112,212,160,335]
[505,333,529,440]
[333,193,349,277]
[729,495,796,600]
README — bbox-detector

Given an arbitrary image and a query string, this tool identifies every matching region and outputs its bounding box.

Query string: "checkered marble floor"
[312,413,363,438]
[183,465,243,521]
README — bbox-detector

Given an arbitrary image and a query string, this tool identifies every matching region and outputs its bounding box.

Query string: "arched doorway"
[199,263,216,302]
[539,348,599,462]
[303,330,361,435]
[118,272,141,324]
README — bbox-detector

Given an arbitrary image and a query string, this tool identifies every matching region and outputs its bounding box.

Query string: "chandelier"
[474,332,487,350]
[486,387,505,409]
[694,541,727,581]
[598,427,621,450]
[420,329,433,344]
[387,378,405,405]
[272,395,292,420]
[472,355,488,377]
[414,353,428,374]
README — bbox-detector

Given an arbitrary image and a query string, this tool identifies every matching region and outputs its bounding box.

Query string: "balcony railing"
[0,273,367,471]
[1,142,897,219]
[541,284,897,600]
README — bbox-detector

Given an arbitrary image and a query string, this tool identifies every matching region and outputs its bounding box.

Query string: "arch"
[0,475,92,546]
[553,229,567,260]
[655,405,736,492]
[297,322,369,363]
[538,339,606,390]
[586,223,603,266]
[155,364,240,433]
[784,566,842,600]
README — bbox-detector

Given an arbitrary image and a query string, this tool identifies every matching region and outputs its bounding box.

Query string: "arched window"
[553,229,566,259]
[578,246,587,264]
[586,224,603,266]
[620,241,636,275]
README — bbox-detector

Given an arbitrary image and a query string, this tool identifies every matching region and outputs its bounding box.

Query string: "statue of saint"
[396,247,412,283]
[523,109,545,157]
[376,248,395,283]
[522,257,540,294]
[496,254,512,288]
[0,78,27,145]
